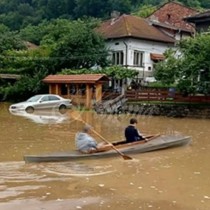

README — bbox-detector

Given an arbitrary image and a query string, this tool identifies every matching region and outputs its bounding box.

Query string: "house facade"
[105,38,171,78]
[97,14,175,82]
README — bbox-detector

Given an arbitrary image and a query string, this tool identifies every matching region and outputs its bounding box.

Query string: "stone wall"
[120,103,210,119]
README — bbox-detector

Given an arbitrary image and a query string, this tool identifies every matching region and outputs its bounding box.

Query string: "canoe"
[24,134,192,163]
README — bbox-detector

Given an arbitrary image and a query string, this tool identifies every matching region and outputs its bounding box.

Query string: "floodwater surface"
[0,102,210,210]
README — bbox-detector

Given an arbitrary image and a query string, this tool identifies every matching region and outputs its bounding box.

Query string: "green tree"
[0,28,25,54]
[132,4,156,17]
[0,18,109,100]
[154,33,210,95]
[49,19,108,70]
[61,66,139,79]
[0,47,51,101]
[181,0,201,8]
[74,0,110,18]
[108,0,132,14]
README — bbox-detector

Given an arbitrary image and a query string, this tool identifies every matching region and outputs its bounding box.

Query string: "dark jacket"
[125,125,144,143]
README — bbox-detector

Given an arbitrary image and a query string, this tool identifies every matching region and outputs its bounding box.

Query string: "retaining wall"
[120,103,210,119]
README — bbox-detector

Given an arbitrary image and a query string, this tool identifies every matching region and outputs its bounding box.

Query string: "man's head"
[82,124,92,133]
[130,118,138,125]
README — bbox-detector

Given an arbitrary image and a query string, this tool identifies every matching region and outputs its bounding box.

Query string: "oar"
[89,125,133,160]
[145,134,161,142]
[69,111,133,160]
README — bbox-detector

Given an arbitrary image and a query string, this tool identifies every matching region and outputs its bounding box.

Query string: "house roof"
[184,10,210,23]
[147,1,197,32]
[97,14,175,43]
[43,74,109,84]
[150,20,192,33]
[23,41,38,50]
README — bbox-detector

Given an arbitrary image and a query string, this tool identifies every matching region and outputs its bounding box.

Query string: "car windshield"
[27,95,43,102]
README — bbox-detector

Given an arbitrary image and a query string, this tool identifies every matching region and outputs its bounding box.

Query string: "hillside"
[0,0,209,30]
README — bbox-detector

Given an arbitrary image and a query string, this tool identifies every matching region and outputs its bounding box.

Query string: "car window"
[27,95,42,102]
[49,96,60,101]
[41,96,49,101]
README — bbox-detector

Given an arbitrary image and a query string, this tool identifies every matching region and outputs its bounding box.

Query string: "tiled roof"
[151,21,192,33]
[97,14,175,43]
[43,74,109,84]
[147,1,197,32]
[150,53,165,61]
[184,10,210,22]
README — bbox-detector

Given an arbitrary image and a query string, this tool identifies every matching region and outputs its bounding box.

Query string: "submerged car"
[9,94,72,113]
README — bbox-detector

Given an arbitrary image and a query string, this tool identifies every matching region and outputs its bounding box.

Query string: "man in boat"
[125,118,145,143]
[75,125,112,153]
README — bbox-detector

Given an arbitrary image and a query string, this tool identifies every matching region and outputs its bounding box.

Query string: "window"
[41,96,49,101]
[49,95,60,101]
[112,51,124,65]
[133,50,144,67]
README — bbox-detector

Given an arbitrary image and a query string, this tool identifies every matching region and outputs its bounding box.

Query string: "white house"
[97,14,175,82]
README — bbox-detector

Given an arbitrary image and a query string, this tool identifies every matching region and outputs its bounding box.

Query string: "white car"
[9,94,72,113]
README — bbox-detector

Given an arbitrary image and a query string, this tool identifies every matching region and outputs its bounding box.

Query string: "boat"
[24,134,192,163]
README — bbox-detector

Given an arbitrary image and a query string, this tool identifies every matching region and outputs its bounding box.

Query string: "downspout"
[123,41,128,94]
[123,41,128,68]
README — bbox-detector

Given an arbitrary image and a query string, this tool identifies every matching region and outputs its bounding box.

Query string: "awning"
[150,53,165,61]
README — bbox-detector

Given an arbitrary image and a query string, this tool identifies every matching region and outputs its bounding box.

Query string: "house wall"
[106,38,174,78]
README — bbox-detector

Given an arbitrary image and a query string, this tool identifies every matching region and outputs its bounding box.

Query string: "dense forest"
[0,0,209,30]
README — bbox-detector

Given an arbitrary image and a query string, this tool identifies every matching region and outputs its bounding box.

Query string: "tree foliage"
[154,33,210,95]
[61,66,139,79]
[0,18,109,100]
[0,0,209,30]
[132,4,156,18]
[49,19,108,71]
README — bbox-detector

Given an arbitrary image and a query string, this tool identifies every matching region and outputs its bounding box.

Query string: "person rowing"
[75,125,112,153]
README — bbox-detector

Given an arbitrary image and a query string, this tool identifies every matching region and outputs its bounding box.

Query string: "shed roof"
[43,74,109,84]
[97,14,175,43]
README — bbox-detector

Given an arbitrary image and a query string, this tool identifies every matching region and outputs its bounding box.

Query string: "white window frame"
[133,50,144,67]
[112,51,124,65]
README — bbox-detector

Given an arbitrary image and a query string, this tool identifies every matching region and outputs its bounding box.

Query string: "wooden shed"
[43,74,109,108]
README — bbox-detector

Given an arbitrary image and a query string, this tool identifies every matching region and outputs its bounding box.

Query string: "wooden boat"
[24,134,191,163]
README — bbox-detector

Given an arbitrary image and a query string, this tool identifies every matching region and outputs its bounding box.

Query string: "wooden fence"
[125,90,210,103]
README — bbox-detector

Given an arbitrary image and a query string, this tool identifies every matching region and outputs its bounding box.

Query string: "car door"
[48,95,62,109]
[35,95,51,109]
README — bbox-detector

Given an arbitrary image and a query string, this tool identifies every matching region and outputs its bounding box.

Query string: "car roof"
[34,94,60,97]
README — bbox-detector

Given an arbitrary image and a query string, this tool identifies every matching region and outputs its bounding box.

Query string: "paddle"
[69,110,133,160]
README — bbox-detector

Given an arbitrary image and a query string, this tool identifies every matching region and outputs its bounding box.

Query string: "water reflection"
[9,109,70,124]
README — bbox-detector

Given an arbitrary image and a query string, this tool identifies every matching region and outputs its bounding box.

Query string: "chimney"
[110,11,120,25]
[111,10,120,18]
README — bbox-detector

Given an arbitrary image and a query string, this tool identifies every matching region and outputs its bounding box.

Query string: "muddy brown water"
[0,102,210,210]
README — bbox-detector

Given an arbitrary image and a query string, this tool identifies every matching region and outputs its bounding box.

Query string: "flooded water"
[1,102,210,210]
